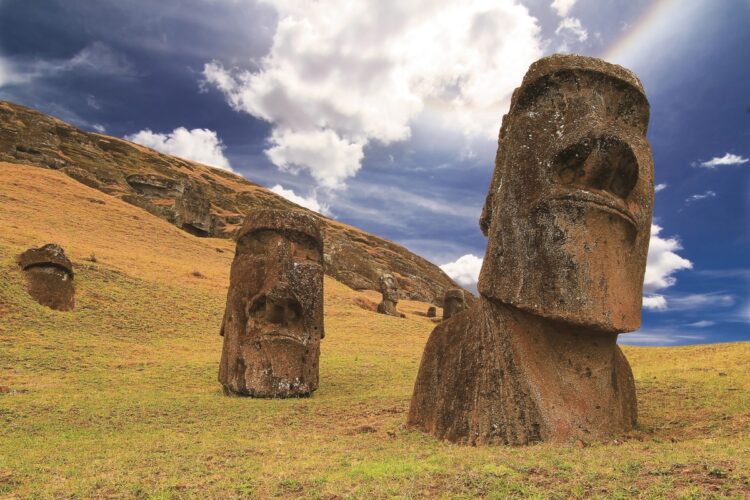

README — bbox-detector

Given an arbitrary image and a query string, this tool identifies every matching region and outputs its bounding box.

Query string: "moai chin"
[219,209,325,398]
[409,54,653,445]
[442,288,467,320]
[17,244,75,311]
[376,272,403,317]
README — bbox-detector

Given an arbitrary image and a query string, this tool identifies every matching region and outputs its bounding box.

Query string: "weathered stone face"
[376,273,402,317]
[409,55,649,445]
[17,244,75,311]
[219,210,324,397]
[478,55,654,332]
[443,288,467,320]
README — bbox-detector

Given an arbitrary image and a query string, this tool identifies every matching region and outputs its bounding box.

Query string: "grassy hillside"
[1,163,748,498]
[0,101,465,304]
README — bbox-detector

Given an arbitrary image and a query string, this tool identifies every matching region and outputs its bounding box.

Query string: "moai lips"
[17,244,75,311]
[219,210,324,398]
[442,288,467,320]
[376,273,403,318]
[409,55,651,445]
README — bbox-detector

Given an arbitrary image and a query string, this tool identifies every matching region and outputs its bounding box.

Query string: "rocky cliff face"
[0,100,463,303]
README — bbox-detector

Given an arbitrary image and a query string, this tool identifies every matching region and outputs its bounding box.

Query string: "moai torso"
[17,244,75,311]
[219,210,324,397]
[409,54,653,445]
[442,288,467,320]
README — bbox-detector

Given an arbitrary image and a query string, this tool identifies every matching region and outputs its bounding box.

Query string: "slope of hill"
[1,162,748,497]
[0,100,463,304]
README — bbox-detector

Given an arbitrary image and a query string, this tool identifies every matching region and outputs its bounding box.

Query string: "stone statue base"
[408,298,637,445]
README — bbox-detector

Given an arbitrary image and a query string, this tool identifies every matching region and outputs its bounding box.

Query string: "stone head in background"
[426,306,436,318]
[442,288,467,320]
[17,244,75,311]
[219,209,324,397]
[376,272,403,317]
[409,54,652,445]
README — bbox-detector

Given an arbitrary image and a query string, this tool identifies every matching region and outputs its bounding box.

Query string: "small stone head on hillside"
[478,54,654,333]
[219,209,324,397]
[442,288,467,320]
[17,243,75,311]
[376,272,402,317]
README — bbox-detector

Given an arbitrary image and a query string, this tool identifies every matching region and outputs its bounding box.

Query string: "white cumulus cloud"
[698,152,749,168]
[654,183,668,192]
[203,0,543,189]
[551,0,578,17]
[642,295,667,311]
[440,254,484,288]
[269,184,328,214]
[644,224,693,293]
[555,17,588,43]
[125,127,233,171]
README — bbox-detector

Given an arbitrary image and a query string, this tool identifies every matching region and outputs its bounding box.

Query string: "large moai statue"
[219,210,325,398]
[408,54,654,445]
[442,288,467,320]
[376,272,403,317]
[17,244,75,311]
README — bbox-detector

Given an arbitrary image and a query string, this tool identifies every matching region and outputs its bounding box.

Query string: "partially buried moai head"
[219,210,324,397]
[478,54,654,332]
[379,273,399,303]
[376,272,402,317]
[443,288,467,320]
[17,244,75,311]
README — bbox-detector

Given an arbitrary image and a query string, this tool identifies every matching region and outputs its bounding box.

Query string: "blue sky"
[0,0,747,345]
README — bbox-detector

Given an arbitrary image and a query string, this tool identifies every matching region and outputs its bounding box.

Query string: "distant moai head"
[379,273,399,303]
[443,288,467,320]
[478,54,654,332]
[17,244,75,311]
[426,306,437,318]
[376,272,402,317]
[219,210,324,397]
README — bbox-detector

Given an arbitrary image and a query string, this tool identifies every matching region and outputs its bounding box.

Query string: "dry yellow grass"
[0,163,748,498]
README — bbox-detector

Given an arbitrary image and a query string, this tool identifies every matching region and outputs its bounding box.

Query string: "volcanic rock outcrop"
[219,210,324,397]
[17,244,75,311]
[408,54,653,445]
[0,100,465,304]
[442,288,468,320]
[376,273,403,318]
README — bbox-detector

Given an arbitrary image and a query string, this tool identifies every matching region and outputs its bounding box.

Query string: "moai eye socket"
[552,136,638,200]
[291,233,322,262]
[247,295,267,319]
[286,299,303,323]
[237,230,280,256]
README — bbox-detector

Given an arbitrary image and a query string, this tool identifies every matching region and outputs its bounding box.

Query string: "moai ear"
[480,112,512,237]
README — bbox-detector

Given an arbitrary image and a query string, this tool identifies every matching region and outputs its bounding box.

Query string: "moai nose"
[554,137,638,199]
